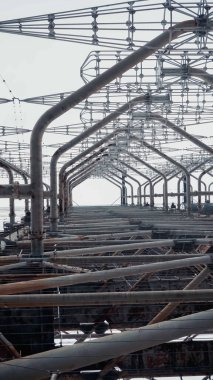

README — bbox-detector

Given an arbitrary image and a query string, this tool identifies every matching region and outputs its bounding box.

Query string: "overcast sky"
[0,0,124,207]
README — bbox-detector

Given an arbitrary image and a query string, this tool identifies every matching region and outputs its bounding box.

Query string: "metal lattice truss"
[1,0,212,49]
[0,0,213,182]
[0,126,30,136]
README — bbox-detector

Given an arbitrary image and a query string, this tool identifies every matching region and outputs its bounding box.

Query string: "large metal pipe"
[59,129,128,213]
[143,174,159,205]
[50,97,169,234]
[135,112,213,155]
[131,136,191,213]
[60,148,107,214]
[66,160,100,198]
[149,266,209,325]
[123,150,168,210]
[109,163,140,206]
[102,175,123,205]
[49,253,204,265]
[0,253,202,265]
[1,307,213,380]
[0,164,15,224]
[177,159,211,209]
[0,184,49,198]
[1,289,213,308]
[30,19,198,256]
[67,175,89,209]
[43,239,213,257]
[0,254,211,295]
[52,94,172,228]
[0,262,28,273]
[132,110,213,210]
[106,170,133,205]
[198,165,213,211]
[116,159,151,206]
[45,239,176,256]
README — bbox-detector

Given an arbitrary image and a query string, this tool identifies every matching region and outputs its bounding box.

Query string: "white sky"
[0,0,124,206]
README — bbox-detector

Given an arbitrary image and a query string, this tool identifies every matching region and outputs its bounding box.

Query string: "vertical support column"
[121,174,126,206]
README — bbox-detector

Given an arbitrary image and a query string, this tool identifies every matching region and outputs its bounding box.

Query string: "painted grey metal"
[123,150,168,210]
[47,253,204,265]
[1,307,213,380]
[135,112,213,156]
[60,148,107,214]
[163,66,213,87]
[0,262,28,273]
[130,136,191,214]
[102,174,123,205]
[109,163,141,205]
[208,181,213,202]
[143,174,159,205]
[0,254,211,295]
[44,239,212,257]
[1,289,213,308]
[177,159,212,209]
[149,266,209,325]
[59,130,127,215]
[0,185,49,198]
[106,170,133,205]
[116,159,151,207]
[0,164,15,224]
[30,19,197,255]
[198,165,213,211]
[0,157,30,213]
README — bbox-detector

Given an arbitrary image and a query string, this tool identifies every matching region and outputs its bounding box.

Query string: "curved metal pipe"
[208,181,213,202]
[177,159,211,209]
[116,159,153,207]
[198,165,213,211]
[123,150,168,210]
[135,112,213,155]
[30,19,198,255]
[59,129,127,216]
[63,159,103,214]
[107,169,134,205]
[102,174,123,206]
[58,148,108,226]
[131,136,191,214]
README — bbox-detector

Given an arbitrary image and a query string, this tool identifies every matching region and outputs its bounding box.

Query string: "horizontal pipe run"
[42,261,89,273]
[50,254,204,265]
[44,239,175,256]
[44,238,213,257]
[45,230,152,240]
[0,254,211,295]
[1,307,213,380]
[0,262,28,272]
[0,254,204,266]
[16,239,147,248]
[0,289,213,308]
[0,184,50,199]
[53,230,153,239]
